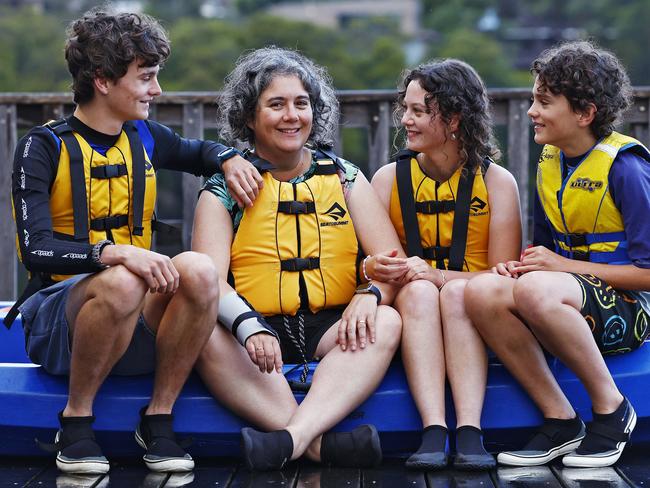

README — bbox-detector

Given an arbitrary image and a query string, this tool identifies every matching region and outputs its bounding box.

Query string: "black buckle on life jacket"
[566,233,588,247]
[278,201,316,214]
[572,250,590,261]
[415,200,455,214]
[281,257,320,272]
[422,246,450,261]
[90,214,129,231]
[90,164,128,179]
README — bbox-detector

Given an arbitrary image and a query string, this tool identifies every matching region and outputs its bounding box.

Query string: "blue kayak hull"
[2,303,649,457]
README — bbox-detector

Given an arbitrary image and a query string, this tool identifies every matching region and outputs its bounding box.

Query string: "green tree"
[0,8,69,92]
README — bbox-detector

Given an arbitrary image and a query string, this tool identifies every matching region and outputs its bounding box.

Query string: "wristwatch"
[217,147,243,170]
[355,282,382,305]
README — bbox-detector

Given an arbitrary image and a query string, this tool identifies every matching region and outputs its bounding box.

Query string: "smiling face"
[400,79,451,156]
[104,59,162,122]
[249,74,313,165]
[528,77,592,154]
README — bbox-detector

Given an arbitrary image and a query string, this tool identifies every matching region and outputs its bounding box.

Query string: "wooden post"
[0,105,18,300]
[507,98,531,244]
[367,101,391,176]
[181,103,204,251]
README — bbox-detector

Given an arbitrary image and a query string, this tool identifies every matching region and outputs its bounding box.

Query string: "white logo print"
[23,229,29,247]
[31,249,54,257]
[19,167,25,190]
[62,252,87,259]
[22,137,32,158]
[21,198,27,221]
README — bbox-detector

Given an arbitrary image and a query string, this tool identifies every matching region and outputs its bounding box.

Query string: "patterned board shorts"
[571,273,650,355]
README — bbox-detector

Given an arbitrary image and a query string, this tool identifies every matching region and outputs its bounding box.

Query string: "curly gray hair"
[217,46,339,147]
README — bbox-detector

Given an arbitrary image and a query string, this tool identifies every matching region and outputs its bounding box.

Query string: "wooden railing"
[2,88,650,300]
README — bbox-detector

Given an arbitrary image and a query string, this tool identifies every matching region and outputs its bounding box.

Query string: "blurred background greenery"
[1,0,648,94]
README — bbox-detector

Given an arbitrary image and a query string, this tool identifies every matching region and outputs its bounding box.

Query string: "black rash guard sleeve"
[145,120,228,177]
[12,127,101,276]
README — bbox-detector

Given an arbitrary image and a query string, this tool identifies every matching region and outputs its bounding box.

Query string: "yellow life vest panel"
[389,152,490,272]
[536,131,650,264]
[46,119,156,281]
[230,157,359,316]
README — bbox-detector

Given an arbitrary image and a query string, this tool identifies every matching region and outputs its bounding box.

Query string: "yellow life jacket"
[536,132,650,264]
[230,153,359,316]
[45,119,156,281]
[389,151,490,272]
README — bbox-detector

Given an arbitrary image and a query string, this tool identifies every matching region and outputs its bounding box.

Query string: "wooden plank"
[615,448,650,487]
[298,463,360,487]
[496,465,562,487]
[176,459,236,487]
[507,98,531,244]
[181,102,204,251]
[363,458,427,487]
[228,463,299,488]
[0,458,49,487]
[0,104,17,301]
[99,462,149,487]
[552,465,632,487]
[367,101,391,177]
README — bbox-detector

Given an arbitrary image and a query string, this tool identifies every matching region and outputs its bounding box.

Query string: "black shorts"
[265,308,343,363]
[571,273,650,355]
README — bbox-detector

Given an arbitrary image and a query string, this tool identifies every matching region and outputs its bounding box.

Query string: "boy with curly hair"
[464,40,650,467]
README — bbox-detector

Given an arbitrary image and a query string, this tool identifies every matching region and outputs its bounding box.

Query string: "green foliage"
[427,29,529,87]
[0,7,69,92]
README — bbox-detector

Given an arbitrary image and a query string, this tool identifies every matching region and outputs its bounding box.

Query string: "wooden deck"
[3,449,648,487]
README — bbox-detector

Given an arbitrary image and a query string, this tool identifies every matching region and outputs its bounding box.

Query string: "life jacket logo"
[323,202,347,221]
[570,178,603,192]
[321,202,349,227]
[470,196,488,216]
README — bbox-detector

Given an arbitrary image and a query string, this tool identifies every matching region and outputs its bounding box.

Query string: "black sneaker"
[43,412,109,474]
[563,398,636,467]
[497,417,585,466]
[134,407,194,472]
[321,425,382,468]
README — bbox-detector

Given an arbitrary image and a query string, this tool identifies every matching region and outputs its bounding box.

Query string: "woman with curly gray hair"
[369,59,522,470]
[192,46,405,471]
[466,41,649,468]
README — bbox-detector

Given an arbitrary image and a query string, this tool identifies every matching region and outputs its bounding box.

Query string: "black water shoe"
[241,428,293,471]
[563,397,636,467]
[44,412,109,474]
[405,425,448,470]
[135,407,194,472]
[321,424,382,468]
[498,416,585,466]
[453,425,496,470]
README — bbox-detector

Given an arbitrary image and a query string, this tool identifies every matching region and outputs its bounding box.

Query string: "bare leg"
[142,252,219,415]
[440,279,487,428]
[284,305,402,460]
[394,280,446,428]
[464,274,574,419]
[64,265,148,417]
[514,272,623,414]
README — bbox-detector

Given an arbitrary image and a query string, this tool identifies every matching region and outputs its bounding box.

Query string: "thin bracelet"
[362,255,372,282]
[437,269,447,289]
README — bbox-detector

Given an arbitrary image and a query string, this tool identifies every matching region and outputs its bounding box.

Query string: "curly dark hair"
[395,59,500,171]
[531,41,632,139]
[65,7,170,105]
[217,46,338,147]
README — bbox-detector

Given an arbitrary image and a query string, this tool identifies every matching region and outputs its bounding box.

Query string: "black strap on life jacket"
[447,157,491,271]
[395,152,492,271]
[3,273,46,329]
[395,150,424,258]
[48,120,89,242]
[124,122,146,236]
[243,146,346,175]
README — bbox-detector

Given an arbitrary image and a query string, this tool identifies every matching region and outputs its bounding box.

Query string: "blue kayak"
[1,302,649,457]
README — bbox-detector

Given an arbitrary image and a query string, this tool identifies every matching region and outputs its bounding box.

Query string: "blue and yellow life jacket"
[536,132,650,264]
